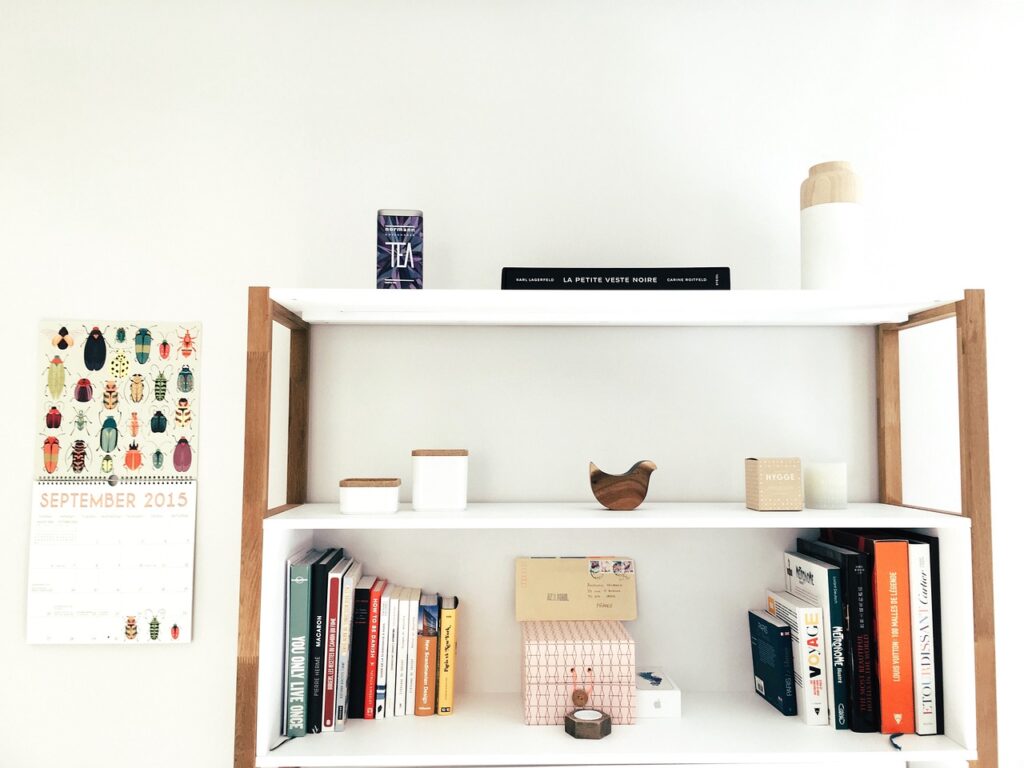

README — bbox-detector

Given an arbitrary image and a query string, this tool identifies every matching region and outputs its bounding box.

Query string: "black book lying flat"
[501,266,730,290]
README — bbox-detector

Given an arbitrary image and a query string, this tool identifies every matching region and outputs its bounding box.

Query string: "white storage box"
[635,667,681,718]
[338,478,400,515]
[412,449,468,511]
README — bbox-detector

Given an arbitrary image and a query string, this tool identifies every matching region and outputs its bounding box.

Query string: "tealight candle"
[804,462,848,509]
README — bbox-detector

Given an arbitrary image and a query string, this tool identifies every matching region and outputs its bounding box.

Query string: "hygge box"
[635,667,682,718]
[521,620,636,725]
[745,458,804,511]
[515,557,637,622]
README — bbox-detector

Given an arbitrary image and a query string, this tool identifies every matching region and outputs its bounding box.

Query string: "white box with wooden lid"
[338,478,401,515]
[412,449,469,511]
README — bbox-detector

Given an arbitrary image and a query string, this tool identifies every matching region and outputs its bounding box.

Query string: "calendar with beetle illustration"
[27,321,200,644]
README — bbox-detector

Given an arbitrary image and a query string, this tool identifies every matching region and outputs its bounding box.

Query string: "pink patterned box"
[521,620,636,725]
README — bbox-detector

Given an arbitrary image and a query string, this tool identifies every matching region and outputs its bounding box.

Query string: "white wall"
[1,2,1022,766]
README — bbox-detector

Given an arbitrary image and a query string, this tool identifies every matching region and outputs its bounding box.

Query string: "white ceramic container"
[339,478,401,515]
[411,449,468,511]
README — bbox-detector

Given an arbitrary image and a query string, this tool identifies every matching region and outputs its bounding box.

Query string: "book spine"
[347,585,371,719]
[285,562,312,737]
[500,266,731,290]
[395,593,409,716]
[767,591,828,725]
[374,587,391,718]
[909,542,938,735]
[322,573,341,730]
[306,556,332,733]
[414,634,438,715]
[405,593,419,715]
[748,611,796,716]
[800,537,879,732]
[385,592,401,717]
[364,581,386,718]
[334,566,361,731]
[825,567,849,729]
[437,601,458,715]
[873,541,915,733]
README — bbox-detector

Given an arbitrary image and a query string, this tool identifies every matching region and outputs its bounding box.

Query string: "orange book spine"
[873,541,915,734]
[414,635,438,716]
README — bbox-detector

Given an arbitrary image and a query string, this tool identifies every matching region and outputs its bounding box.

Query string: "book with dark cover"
[347,575,377,719]
[284,549,324,738]
[820,530,914,734]
[500,266,731,290]
[797,538,879,732]
[749,609,797,716]
[307,548,346,733]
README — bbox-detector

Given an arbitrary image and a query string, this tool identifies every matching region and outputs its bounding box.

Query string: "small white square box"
[635,667,681,718]
[412,449,469,511]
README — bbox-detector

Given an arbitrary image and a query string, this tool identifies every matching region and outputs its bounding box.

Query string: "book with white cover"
[375,584,395,718]
[405,587,421,715]
[323,556,353,730]
[395,587,413,716]
[909,542,937,735]
[333,560,363,731]
[384,584,402,717]
[767,588,829,726]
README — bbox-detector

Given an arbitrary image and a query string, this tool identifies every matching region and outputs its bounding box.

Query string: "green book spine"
[286,558,315,737]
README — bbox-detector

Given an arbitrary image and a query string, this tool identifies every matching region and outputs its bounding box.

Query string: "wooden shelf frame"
[234,287,998,768]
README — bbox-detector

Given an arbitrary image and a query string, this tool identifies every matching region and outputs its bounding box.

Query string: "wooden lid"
[800,161,861,209]
[339,478,401,487]
[411,449,469,457]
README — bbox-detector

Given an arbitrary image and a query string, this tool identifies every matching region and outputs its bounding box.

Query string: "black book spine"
[347,584,372,719]
[798,537,880,732]
[307,550,345,733]
[500,266,731,290]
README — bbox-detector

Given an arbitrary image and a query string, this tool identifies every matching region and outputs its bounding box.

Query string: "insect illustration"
[124,441,143,471]
[46,356,66,399]
[101,454,114,473]
[149,615,160,640]
[102,380,119,410]
[152,367,169,401]
[128,411,140,437]
[68,408,91,435]
[174,398,192,429]
[150,410,168,434]
[178,327,198,359]
[69,438,89,474]
[83,326,107,371]
[115,326,128,344]
[177,365,194,394]
[173,437,192,473]
[124,616,138,640]
[51,326,75,351]
[109,349,130,379]
[152,448,165,470]
[42,437,60,474]
[134,327,152,364]
[45,406,62,430]
[74,378,93,403]
[99,416,119,453]
[158,337,171,360]
[127,373,146,403]
[170,623,180,640]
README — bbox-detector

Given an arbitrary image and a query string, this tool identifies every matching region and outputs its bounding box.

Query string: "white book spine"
[395,588,411,716]
[375,584,394,718]
[405,588,421,715]
[767,589,828,726]
[909,542,937,735]
[384,586,402,717]
[334,561,362,732]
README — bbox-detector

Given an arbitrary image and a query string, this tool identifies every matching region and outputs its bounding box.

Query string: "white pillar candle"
[804,462,848,509]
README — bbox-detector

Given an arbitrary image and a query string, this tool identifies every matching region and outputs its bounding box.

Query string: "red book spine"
[322,575,341,729]
[364,579,387,718]
[873,541,915,734]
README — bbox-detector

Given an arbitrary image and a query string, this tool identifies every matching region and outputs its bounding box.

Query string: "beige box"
[745,458,803,511]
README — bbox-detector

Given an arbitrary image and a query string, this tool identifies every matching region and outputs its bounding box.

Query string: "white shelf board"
[264,502,969,531]
[255,692,973,767]
[269,288,962,327]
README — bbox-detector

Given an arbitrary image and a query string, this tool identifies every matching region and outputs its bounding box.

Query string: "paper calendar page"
[27,480,196,644]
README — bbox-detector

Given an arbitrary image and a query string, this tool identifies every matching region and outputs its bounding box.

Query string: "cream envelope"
[515,556,637,621]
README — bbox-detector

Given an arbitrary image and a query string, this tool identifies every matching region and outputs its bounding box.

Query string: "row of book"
[284,547,459,738]
[749,529,943,735]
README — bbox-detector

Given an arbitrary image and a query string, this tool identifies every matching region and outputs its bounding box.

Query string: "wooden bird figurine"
[589,460,657,510]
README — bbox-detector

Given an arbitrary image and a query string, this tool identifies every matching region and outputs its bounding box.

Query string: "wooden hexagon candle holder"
[564,708,612,739]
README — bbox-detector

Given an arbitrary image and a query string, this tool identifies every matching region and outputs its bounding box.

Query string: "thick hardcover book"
[437,596,459,715]
[347,575,377,720]
[797,538,878,732]
[322,556,352,730]
[384,585,402,717]
[821,530,915,734]
[334,561,363,731]
[364,578,388,718]
[284,549,323,738]
[307,549,346,733]
[766,589,828,725]
[414,593,440,716]
[749,609,797,716]
[375,583,395,718]
[405,588,422,715]
[394,587,413,716]
[784,552,849,729]
[500,266,731,290]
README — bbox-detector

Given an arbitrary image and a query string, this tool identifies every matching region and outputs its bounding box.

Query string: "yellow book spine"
[436,602,458,715]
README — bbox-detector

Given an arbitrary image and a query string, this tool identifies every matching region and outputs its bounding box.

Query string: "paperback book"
[766,589,829,726]
[749,609,797,716]
[500,266,731,290]
[437,596,459,715]
[333,560,363,731]
[307,549,347,733]
[415,593,440,716]
[322,555,353,730]
[284,549,323,738]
